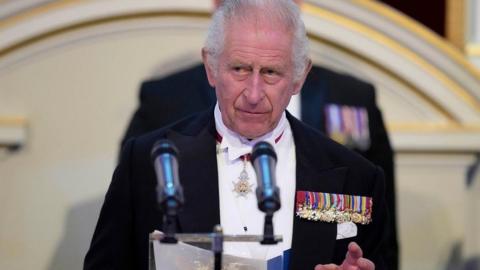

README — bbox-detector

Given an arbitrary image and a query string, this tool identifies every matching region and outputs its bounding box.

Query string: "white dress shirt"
[214,103,296,260]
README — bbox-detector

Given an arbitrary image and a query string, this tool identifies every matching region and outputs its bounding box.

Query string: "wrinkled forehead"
[224,7,293,35]
[213,0,304,8]
[221,20,295,68]
[223,15,294,46]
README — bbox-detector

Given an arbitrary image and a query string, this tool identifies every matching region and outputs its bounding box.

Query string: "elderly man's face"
[203,20,308,138]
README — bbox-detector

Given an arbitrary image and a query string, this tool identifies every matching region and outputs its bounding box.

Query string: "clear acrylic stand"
[149,228,283,270]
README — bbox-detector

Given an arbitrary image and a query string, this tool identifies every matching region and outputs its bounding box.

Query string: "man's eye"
[265,69,276,76]
[263,69,281,78]
[233,66,247,73]
[262,69,282,84]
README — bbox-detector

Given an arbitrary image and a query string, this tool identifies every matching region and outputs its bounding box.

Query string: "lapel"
[166,109,220,233]
[287,113,348,268]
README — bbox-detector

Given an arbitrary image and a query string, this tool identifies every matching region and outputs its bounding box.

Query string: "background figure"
[121,63,398,269]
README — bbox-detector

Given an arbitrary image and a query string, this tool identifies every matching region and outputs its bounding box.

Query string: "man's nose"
[243,73,265,104]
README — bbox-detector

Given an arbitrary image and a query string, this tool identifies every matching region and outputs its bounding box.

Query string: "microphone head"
[151,139,178,161]
[251,141,280,214]
[151,139,183,212]
[251,141,277,162]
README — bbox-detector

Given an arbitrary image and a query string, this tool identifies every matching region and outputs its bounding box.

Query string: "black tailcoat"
[85,110,387,270]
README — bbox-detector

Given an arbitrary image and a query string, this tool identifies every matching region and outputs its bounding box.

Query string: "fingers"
[314,264,339,270]
[314,259,373,270]
[343,241,362,265]
[342,242,374,270]
[346,242,363,261]
[357,258,375,270]
[315,243,374,270]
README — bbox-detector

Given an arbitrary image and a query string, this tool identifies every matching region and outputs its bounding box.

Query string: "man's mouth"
[237,108,267,115]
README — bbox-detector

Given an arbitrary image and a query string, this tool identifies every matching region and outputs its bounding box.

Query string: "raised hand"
[314,242,375,270]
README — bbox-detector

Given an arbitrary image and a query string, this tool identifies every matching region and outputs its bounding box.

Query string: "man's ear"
[202,48,216,88]
[292,59,312,95]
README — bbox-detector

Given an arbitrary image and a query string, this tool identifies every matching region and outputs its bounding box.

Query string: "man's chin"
[235,124,271,140]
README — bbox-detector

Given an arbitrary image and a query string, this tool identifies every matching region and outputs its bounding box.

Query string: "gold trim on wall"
[308,34,458,123]
[0,116,27,126]
[352,0,480,83]
[388,122,480,132]
[0,2,479,133]
[0,11,211,59]
[446,0,466,50]
[0,6,465,123]
[302,3,480,114]
[0,0,86,30]
[467,43,480,57]
[2,0,478,79]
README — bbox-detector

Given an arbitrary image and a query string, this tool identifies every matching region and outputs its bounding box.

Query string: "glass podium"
[149,230,283,270]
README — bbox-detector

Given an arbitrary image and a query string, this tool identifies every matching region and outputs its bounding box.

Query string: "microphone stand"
[151,139,183,244]
[160,199,179,243]
[261,208,277,245]
[212,225,223,270]
[251,141,281,245]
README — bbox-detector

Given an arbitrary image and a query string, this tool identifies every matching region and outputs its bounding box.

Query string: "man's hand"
[314,242,375,270]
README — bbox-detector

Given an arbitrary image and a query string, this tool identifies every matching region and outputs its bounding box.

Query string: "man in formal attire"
[85,0,388,269]
[122,1,398,269]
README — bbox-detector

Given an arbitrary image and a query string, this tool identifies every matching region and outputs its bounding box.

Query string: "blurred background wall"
[1,1,480,270]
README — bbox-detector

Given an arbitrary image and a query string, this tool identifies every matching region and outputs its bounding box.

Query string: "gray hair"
[204,0,309,81]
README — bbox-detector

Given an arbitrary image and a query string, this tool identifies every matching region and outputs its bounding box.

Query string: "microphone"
[151,139,184,243]
[251,141,281,214]
[151,139,184,214]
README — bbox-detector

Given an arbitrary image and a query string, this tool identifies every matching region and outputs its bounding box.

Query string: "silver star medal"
[232,159,253,197]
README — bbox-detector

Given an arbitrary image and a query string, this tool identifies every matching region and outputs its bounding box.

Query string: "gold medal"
[351,212,362,224]
[335,211,347,223]
[324,209,336,222]
[232,156,253,197]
